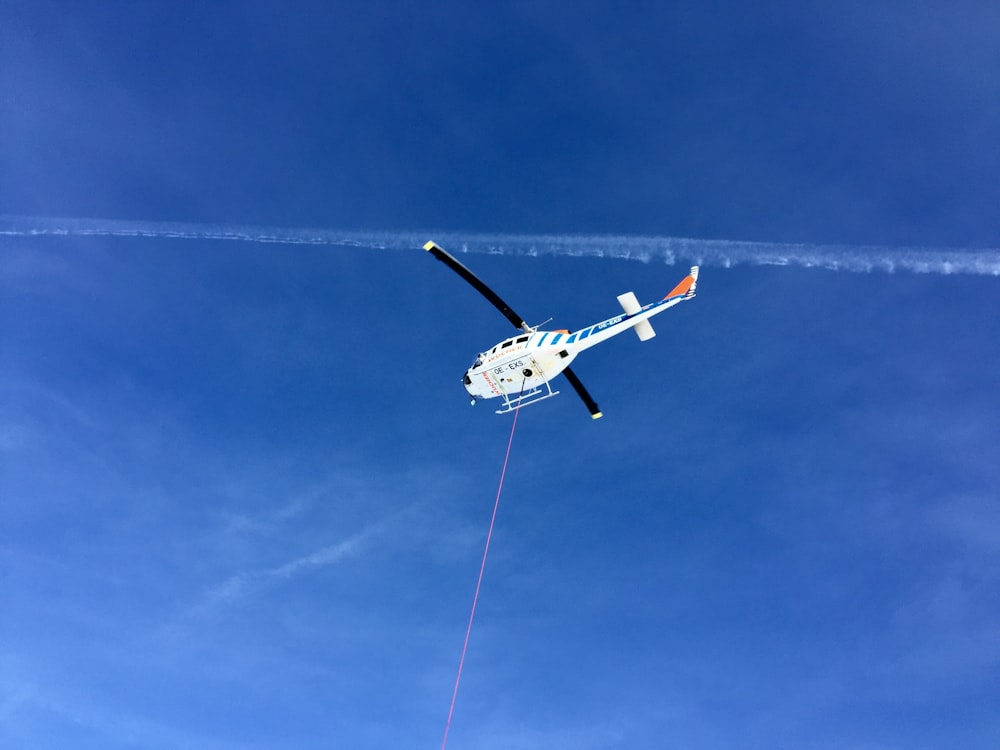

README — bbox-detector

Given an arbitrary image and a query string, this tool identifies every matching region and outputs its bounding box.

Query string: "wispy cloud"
[201,519,385,610]
[0,666,248,750]
[4,214,999,275]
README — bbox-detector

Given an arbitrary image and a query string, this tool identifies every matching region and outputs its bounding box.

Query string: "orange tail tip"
[666,266,699,300]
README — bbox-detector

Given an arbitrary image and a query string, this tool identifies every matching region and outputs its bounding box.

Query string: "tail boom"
[569,266,700,351]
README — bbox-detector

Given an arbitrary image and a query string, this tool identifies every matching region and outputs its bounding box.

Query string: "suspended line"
[441,406,521,750]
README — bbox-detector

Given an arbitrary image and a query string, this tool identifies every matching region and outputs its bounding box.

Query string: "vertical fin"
[665,266,699,300]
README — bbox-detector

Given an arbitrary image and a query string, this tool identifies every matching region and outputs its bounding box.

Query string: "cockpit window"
[501,340,513,348]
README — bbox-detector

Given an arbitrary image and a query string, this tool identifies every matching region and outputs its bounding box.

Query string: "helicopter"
[425,241,699,418]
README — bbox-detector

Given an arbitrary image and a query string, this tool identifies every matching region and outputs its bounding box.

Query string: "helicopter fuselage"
[425,238,698,417]
[463,331,579,401]
[462,287,692,405]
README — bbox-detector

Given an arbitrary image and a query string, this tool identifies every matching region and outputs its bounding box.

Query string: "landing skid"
[495,379,560,414]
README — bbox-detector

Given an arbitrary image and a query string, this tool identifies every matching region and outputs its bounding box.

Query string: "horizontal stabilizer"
[617,291,656,341]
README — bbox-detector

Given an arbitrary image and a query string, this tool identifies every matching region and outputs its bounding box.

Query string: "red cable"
[440,406,521,750]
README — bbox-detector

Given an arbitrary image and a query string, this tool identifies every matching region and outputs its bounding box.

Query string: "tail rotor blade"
[562,367,603,419]
[424,241,529,331]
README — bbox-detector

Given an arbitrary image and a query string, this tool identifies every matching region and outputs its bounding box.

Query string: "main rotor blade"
[424,241,529,331]
[562,367,603,419]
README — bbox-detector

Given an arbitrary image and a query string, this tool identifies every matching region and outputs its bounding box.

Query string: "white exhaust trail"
[3,215,999,276]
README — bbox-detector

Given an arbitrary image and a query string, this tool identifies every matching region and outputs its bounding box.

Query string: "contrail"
[3,214,999,275]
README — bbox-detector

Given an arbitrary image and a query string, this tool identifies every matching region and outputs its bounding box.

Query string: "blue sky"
[2,3,999,749]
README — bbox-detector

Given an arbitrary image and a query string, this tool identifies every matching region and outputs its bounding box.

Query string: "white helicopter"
[425,241,699,418]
